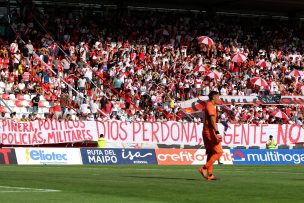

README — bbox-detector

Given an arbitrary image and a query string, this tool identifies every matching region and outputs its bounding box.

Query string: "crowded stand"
[0,7,304,127]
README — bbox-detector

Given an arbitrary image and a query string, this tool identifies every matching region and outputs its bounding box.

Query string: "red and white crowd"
[0,8,304,126]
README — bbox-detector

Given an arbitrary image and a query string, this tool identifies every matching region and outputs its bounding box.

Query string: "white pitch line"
[0,191,58,193]
[0,186,61,193]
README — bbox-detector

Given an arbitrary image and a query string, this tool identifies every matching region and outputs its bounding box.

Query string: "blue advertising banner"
[81,148,157,165]
[230,149,304,165]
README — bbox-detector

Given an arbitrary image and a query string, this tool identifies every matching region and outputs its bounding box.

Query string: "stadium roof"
[33,0,304,17]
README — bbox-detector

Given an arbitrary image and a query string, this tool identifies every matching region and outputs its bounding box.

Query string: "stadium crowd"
[0,7,304,126]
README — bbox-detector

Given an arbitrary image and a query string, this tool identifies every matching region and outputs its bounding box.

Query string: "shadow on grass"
[122,175,200,181]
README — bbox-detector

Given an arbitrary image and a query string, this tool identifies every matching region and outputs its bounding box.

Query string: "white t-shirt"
[84,68,93,80]
[220,87,227,95]
[78,78,86,88]
[26,44,34,54]
[90,102,98,114]
[80,103,88,114]
[5,83,12,93]
[62,59,70,70]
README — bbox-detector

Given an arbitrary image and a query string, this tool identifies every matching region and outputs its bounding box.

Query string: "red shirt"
[139,53,145,61]
[87,89,93,97]
[105,102,112,114]
[286,108,291,116]
[125,94,131,103]
[54,101,61,112]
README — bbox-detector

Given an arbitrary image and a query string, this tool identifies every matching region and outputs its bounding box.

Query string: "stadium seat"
[0,81,5,88]
[7,100,14,107]
[23,100,30,106]
[4,112,10,118]
[40,95,45,101]
[0,106,6,113]
[18,107,28,114]
[23,94,31,100]
[39,114,45,119]
[16,94,24,100]
[38,101,46,108]
[42,107,50,114]
[278,145,290,149]
[13,107,21,114]
[44,101,50,107]
[2,94,9,100]
[15,100,24,107]
[9,94,16,100]
[38,108,44,114]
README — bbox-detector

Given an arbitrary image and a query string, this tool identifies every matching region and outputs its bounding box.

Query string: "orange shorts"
[203,132,223,154]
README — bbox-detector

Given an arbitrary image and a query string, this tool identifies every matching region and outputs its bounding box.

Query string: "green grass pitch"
[0,165,303,203]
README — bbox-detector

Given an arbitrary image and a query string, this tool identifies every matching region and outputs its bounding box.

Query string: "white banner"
[98,121,304,148]
[0,120,99,145]
[1,120,303,148]
[15,148,83,165]
[218,123,304,147]
[98,121,204,145]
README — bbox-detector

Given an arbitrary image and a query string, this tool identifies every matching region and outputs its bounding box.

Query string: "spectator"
[78,75,86,93]
[80,100,89,115]
[19,114,28,122]
[90,100,99,119]
[220,112,229,132]
[53,99,62,119]
[97,134,106,148]
[266,135,277,149]
[31,94,40,113]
